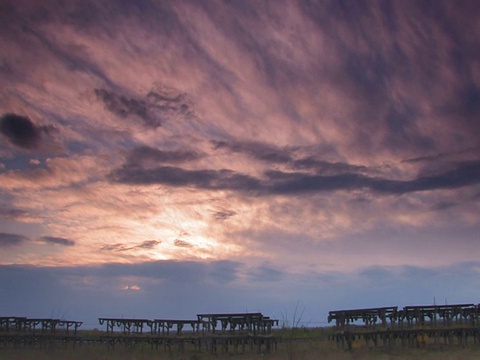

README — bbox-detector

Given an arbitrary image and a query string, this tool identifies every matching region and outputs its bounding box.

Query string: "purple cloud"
[0,232,29,247]
[38,236,75,247]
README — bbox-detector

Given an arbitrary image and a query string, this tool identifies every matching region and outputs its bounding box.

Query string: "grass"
[2,334,480,360]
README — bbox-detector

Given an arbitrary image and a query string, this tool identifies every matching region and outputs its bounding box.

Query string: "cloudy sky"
[1,0,480,328]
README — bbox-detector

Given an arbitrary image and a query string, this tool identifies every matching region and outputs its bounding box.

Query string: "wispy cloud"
[211,208,236,221]
[174,239,192,248]
[37,236,75,247]
[101,240,161,252]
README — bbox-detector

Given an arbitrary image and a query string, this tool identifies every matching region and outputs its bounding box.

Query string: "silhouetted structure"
[328,303,480,350]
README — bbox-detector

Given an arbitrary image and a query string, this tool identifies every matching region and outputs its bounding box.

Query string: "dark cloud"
[101,243,127,252]
[95,84,194,129]
[110,158,480,196]
[0,206,27,220]
[403,152,453,164]
[212,140,369,175]
[212,140,293,164]
[292,158,369,175]
[268,160,480,195]
[127,146,203,166]
[94,88,154,126]
[101,240,161,252]
[266,170,365,194]
[134,240,161,250]
[0,113,58,151]
[37,236,75,246]
[146,85,195,126]
[109,165,262,191]
[211,209,236,221]
[0,232,29,247]
[146,85,193,114]
[408,160,480,192]
[174,239,192,248]
[0,113,41,149]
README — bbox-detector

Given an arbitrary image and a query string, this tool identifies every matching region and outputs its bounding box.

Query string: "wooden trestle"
[328,303,480,350]
[0,317,83,334]
[0,312,279,354]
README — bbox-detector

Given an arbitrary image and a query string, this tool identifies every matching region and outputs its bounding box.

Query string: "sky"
[1,0,480,329]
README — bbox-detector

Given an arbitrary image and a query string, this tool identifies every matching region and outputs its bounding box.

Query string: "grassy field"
[2,336,480,360]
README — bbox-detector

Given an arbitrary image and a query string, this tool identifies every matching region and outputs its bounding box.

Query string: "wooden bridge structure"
[328,303,480,350]
[0,317,83,334]
[1,312,279,354]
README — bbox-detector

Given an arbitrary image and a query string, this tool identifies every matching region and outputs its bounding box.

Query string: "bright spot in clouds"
[122,285,141,292]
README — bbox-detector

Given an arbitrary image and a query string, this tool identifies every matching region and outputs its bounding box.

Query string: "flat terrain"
[2,338,480,360]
